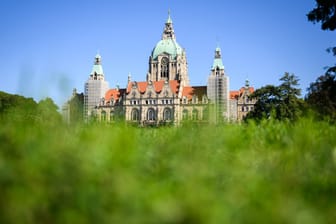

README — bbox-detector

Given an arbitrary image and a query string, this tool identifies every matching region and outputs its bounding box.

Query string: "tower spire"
[162,10,175,39]
[167,9,172,24]
[212,45,225,71]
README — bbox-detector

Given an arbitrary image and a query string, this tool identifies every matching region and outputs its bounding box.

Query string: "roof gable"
[126,80,180,95]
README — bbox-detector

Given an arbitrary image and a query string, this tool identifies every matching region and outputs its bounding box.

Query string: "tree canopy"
[306,73,336,121]
[306,1,336,122]
[307,0,336,31]
[308,0,336,73]
[0,91,61,125]
[245,73,304,122]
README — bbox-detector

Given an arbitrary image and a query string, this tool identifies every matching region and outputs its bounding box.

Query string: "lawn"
[1,118,336,223]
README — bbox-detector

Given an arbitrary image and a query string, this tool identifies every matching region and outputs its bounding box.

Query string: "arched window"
[163,108,172,121]
[131,109,139,121]
[215,67,220,76]
[161,57,169,79]
[110,111,114,121]
[147,108,156,121]
[192,109,199,120]
[203,107,209,120]
[182,109,188,120]
[101,111,107,122]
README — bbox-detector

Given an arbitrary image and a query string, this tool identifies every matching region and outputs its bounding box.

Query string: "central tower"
[147,11,190,87]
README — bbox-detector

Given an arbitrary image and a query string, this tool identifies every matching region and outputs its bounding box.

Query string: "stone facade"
[63,12,255,125]
[229,80,257,121]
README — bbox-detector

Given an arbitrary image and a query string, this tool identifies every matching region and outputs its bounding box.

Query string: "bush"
[1,117,336,223]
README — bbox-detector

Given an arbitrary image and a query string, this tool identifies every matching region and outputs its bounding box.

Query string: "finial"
[167,9,172,23]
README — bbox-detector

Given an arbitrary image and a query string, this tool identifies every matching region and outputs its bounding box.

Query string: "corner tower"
[207,47,230,122]
[84,53,109,121]
[148,11,190,87]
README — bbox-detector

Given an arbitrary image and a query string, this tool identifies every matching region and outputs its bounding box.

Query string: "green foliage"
[245,73,305,122]
[306,73,336,121]
[67,93,84,124]
[307,0,336,31]
[0,91,38,122]
[1,107,336,223]
[308,0,336,78]
[0,91,62,126]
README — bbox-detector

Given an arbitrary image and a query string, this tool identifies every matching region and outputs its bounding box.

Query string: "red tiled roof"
[182,86,194,100]
[230,87,255,99]
[230,90,240,99]
[105,89,121,102]
[182,86,207,100]
[126,80,180,94]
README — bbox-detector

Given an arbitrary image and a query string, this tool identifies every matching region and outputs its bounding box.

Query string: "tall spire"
[162,10,175,40]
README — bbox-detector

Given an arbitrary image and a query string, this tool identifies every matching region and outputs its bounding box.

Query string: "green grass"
[1,118,336,223]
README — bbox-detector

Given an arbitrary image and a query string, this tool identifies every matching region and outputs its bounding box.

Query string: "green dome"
[152,39,183,59]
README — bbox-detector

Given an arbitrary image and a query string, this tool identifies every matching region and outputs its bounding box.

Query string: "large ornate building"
[63,13,255,125]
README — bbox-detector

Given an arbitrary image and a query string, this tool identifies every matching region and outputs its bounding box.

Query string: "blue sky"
[1,0,335,107]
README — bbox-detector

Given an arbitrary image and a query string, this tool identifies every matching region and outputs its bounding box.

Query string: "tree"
[245,73,304,122]
[306,72,336,121]
[37,98,62,125]
[308,0,336,75]
[0,91,38,122]
[278,72,303,121]
[307,0,336,31]
[245,85,280,121]
[307,1,336,122]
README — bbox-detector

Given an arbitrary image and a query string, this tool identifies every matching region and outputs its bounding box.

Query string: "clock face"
[161,57,168,65]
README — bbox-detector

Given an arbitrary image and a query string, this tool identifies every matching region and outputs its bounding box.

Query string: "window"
[203,108,209,120]
[110,111,114,121]
[216,67,220,76]
[183,98,187,104]
[101,111,107,122]
[147,108,156,121]
[163,108,172,121]
[182,109,188,120]
[192,109,198,120]
[161,57,169,78]
[192,95,198,104]
[131,109,139,121]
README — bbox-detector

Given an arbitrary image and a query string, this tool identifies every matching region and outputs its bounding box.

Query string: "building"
[62,88,84,124]
[83,54,109,122]
[230,79,257,121]
[63,12,255,125]
[207,47,230,123]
